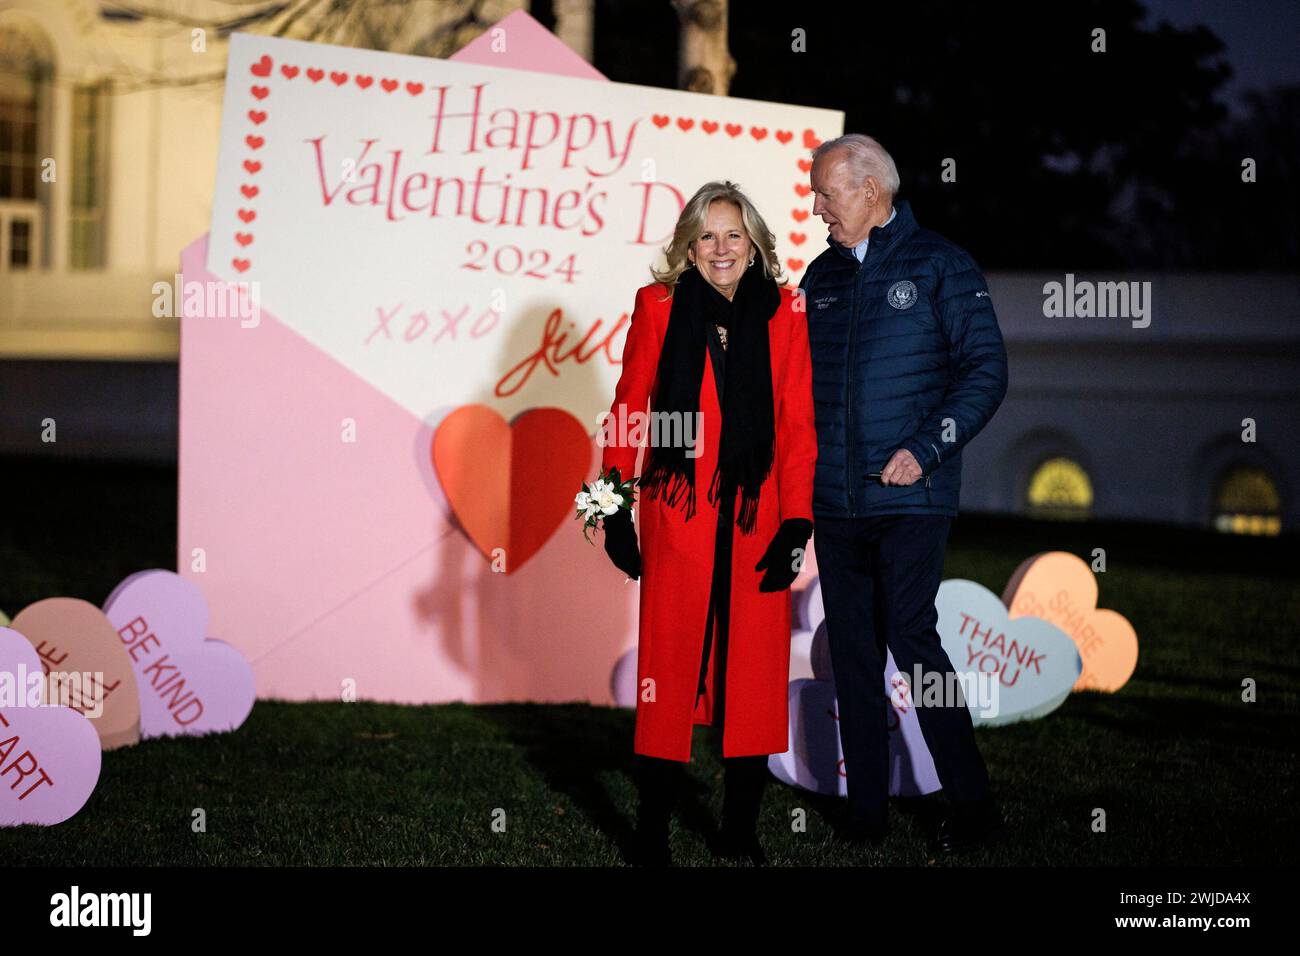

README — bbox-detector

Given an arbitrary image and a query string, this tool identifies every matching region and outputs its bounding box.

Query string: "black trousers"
[813,513,991,829]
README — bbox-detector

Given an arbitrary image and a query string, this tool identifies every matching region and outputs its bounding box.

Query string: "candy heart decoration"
[791,576,824,632]
[8,598,141,750]
[770,679,844,796]
[1002,551,1139,692]
[432,405,591,573]
[936,579,1081,726]
[777,568,939,800]
[610,646,637,708]
[0,627,102,826]
[769,659,940,799]
[102,570,256,738]
[789,628,815,681]
[808,620,834,680]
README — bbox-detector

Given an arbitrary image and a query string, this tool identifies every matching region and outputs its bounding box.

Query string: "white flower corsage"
[575,466,638,544]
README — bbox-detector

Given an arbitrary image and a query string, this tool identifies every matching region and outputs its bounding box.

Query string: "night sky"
[1142,0,1300,109]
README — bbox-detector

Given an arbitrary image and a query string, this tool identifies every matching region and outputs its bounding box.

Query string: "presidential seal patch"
[887,280,918,310]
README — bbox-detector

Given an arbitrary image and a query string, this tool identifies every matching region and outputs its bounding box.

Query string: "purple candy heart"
[0,628,102,826]
[103,570,255,738]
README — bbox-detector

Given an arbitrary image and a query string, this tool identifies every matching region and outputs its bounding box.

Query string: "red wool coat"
[601,281,817,761]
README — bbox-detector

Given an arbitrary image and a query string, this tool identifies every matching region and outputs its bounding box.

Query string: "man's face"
[811,149,875,247]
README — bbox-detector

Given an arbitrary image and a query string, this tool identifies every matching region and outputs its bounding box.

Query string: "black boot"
[631,754,680,866]
[718,754,770,866]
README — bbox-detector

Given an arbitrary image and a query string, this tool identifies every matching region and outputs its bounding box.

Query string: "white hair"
[812,134,900,196]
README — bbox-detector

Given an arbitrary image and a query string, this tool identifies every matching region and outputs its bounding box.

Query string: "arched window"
[1212,465,1281,536]
[1026,457,1093,520]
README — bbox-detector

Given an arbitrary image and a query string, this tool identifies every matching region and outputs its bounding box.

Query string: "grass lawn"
[2,458,1296,866]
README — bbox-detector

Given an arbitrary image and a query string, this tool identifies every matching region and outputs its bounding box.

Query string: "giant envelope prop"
[180,12,843,704]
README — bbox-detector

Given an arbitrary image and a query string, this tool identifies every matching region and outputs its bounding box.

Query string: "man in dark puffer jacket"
[798,134,1009,853]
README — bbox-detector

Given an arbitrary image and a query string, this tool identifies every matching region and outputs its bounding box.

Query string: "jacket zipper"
[846,255,863,517]
[926,442,936,500]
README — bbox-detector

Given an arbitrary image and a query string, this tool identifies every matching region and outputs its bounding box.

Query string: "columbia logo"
[814,296,838,310]
[975,291,989,297]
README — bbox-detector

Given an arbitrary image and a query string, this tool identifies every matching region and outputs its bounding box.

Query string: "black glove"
[754,518,813,592]
[602,507,641,580]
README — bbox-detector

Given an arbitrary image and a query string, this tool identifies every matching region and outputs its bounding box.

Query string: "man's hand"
[880,448,922,486]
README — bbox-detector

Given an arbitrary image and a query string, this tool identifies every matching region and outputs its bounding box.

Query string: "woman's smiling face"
[688,200,754,300]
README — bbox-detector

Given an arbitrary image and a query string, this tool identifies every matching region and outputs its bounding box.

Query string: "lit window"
[1026,457,1092,520]
[69,82,107,269]
[1213,466,1281,536]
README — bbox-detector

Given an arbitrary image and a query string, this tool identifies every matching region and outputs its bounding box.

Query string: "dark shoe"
[629,755,679,866]
[717,755,769,866]
[932,797,1007,854]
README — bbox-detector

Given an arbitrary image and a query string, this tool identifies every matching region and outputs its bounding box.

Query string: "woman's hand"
[754,518,813,591]
[602,508,642,580]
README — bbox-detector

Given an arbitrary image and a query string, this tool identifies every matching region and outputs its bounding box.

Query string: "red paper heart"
[330,71,348,86]
[432,406,591,574]
[240,185,259,198]
[235,233,254,247]
[281,65,299,79]
[250,85,269,100]
[307,68,324,83]
[794,183,812,197]
[701,120,719,134]
[787,257,805,271]
[652,114,670,128]
[233,258,251,272]
[803,129,822,149]
[797,158,812,172]
[248,110,267,124]
[381,78,399,92]
[789,232,806,245]
[725,123,742,137]
[776,129,793,144]
[406,81,424,96]
[237,209,256,223]
[355,74,373,89]
[250,55,272,77]
[245,134,264,150]
[792,209,810,222]
[243,160,262,174]
[676,117,694,131]
[750,126,768,141]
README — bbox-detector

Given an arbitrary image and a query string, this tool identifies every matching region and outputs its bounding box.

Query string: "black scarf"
[639,260,780,534]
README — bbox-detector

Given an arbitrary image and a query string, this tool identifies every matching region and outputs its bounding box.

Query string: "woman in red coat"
[597,181,817,865]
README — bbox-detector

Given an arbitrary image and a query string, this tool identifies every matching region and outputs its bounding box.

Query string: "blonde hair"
[650,180,786,294]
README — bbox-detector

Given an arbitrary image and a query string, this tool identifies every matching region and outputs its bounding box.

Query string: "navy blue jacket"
[797,199,1008,518]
